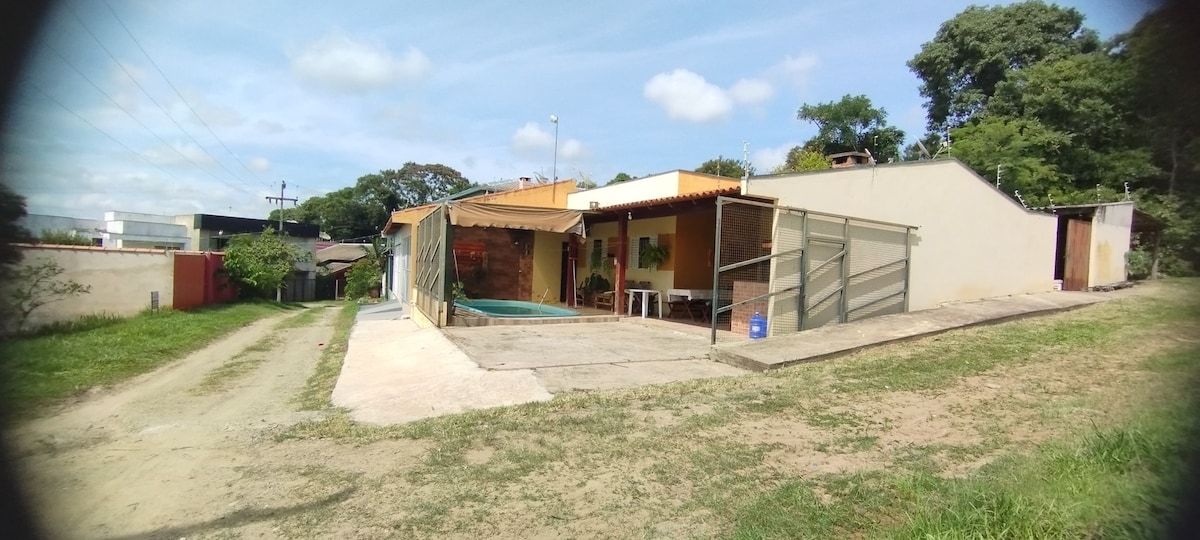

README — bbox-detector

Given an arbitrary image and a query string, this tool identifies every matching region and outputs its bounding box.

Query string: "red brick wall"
[452,226,533,300]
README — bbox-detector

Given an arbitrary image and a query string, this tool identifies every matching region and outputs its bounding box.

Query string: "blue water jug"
[749,312,767,339]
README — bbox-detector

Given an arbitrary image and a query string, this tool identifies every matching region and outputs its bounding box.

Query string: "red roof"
[594,186,741,211]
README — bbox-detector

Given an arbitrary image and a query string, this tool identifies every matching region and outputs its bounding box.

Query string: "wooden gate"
[1063,219,1092,291]
[414,205,450,326]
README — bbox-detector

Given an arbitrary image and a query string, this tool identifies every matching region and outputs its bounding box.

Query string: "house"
[314,242,372,299]
[382,178,578,309]
[744,158,1072,310]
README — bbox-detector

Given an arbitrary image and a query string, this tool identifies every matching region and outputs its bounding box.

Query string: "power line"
[101,0,274,190]
[39,41,254,194]
[28,83,188,186]
[63,3,262,195]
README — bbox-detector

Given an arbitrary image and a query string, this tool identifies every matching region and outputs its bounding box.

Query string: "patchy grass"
[295,302,359,410]
[190,335,282,395]
[276,303,339,330]
[257,280,1199,538]
[0,301,299,415]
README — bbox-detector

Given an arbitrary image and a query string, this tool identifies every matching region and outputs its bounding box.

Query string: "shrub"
[345,260,379,300]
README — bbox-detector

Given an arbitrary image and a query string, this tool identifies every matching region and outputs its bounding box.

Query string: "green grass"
[0,301,300,415]
[295,302,359,410]
[190,335,282,395]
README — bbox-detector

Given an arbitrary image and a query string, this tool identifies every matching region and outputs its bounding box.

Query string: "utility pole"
[265,179,298,302]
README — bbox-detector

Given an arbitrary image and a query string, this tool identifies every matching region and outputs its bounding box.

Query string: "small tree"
[6,258,91,331]
[344,259,380,300]
[223,227,309,299]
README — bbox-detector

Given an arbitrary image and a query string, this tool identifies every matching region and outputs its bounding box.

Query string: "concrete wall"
[567,171,681,210]
[677,172,739,196]
[12,245,174,328]
[745,160,1058,310]
[1088,202,1134,287]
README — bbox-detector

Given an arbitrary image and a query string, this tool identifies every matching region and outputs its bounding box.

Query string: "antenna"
[533,172,549,184]
[1096,184,1102,202]
[914,140,932,160]
[742,141,750,180]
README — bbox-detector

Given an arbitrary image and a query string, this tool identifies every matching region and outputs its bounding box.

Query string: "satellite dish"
[532,172,549,184]
[914,140,933,160]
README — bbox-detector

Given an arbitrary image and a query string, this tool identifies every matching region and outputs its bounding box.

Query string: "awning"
[449,201,585,237]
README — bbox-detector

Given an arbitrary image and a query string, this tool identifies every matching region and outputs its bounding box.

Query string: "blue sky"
[2,0,1156,222]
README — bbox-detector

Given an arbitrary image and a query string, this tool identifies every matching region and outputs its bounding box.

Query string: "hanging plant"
[639,244,670,269]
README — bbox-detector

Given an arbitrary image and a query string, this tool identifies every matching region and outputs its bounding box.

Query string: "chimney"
[828,151,871,169]
[518,176,530,189]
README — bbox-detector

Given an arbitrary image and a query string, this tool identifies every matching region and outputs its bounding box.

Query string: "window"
[635,236,653,269]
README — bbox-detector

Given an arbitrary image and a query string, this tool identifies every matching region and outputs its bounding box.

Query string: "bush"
[223,227,309,299]
[344,260,379,300]
[37,229,95,246]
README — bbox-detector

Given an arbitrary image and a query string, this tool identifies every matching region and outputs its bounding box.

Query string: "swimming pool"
[454,299,579,318]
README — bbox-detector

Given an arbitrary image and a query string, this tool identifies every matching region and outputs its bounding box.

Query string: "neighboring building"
[315,242,371,299]
[565,169,737,210]
[106,211,191,249]
[19,214,105,245]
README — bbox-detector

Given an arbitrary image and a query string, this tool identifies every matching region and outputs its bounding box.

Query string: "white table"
[625,288,662,318]
[667,288,712,301]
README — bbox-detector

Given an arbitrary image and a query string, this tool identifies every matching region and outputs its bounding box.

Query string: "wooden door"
[1063,219,1092,291]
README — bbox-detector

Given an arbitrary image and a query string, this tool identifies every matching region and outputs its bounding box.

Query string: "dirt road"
[8,306,341,540]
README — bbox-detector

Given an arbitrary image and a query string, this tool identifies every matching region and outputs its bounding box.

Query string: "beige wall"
[677,171,739,195]
[1088,203,1133,287]
[530,231,568,302]
[11,245,174,328]
[567,171,681,210]
[745,160,1058,310]
[623,216,677,292]
[481,181,575,209]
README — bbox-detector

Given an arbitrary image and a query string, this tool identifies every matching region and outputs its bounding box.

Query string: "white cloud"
[180,88,244,128]
[290,32,431,92]
[248,157,271,172]
[728,78,774,105]
[643,69,733,123]
[752,141,802,172]
[510,122,587,160]
[140,142,216,167]
[771,53,820,85]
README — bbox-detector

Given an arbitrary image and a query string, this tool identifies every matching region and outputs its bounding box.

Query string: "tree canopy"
[773,146,829,174]
[609,172,633,184]
[907,1,1100,132]
[223,227,310,299]
[696,157,754,179]
[796,94,905,163]
[269,162,473,240]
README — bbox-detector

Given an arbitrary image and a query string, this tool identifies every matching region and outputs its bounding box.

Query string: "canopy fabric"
[448,201,585,237]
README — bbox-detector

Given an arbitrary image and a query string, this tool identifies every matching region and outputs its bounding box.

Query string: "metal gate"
[711,197,914,344]
[414,204,451,326]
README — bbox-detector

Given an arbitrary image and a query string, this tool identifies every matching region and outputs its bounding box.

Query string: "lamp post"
[549,114,559,183]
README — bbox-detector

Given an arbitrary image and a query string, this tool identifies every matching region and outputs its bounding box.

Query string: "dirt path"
[8,306,339,540]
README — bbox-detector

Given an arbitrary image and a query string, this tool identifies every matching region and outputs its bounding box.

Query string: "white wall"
[566,171,680,210]
[1088,202,1134,287]
[745,160,1058,310]
[387,226,412,303]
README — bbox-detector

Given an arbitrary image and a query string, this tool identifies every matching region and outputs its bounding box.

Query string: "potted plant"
[639,243,670,270]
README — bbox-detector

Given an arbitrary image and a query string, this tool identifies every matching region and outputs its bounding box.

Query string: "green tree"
[907,1,1100,132]
[796,94,905,163]
[772,146,829,174]
[902,132,946,161]
[609,172,633,184]
[222,228,310,299]
[948,115,1072,206]
[696,157,754,179]
[344,259,380,300]
[37,230,95,246]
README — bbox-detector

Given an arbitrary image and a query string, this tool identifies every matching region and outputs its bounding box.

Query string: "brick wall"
[731,280,769,337]
[452,226,533,300]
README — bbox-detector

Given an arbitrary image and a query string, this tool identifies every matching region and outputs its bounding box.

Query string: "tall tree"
[907,1,1100,132]
[796,94,905,163]
[696,157,754,179]
[773,146,829,174]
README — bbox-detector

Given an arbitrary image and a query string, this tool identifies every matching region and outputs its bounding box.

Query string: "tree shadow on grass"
[99,486,357,540]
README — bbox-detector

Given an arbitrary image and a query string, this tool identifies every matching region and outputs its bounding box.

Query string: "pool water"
[454,299,579,318]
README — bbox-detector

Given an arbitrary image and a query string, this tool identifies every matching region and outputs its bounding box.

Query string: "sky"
[1,0,1157,224]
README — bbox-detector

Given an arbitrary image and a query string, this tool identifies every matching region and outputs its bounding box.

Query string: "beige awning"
[449,201,585,236]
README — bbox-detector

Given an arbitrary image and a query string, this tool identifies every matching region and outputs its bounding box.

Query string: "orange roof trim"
[595,186,741,212]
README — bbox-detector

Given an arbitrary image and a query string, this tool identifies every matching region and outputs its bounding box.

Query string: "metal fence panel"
[414,205,449,326]
[711,196,915,344]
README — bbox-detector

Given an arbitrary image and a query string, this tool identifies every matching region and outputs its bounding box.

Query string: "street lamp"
[549,114,559,183]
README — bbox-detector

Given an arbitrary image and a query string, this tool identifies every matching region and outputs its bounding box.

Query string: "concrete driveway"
[443,318,745,393]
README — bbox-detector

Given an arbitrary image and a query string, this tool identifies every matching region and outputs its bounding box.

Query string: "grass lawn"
[0,301,303,415]
[269,280,1200,539]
